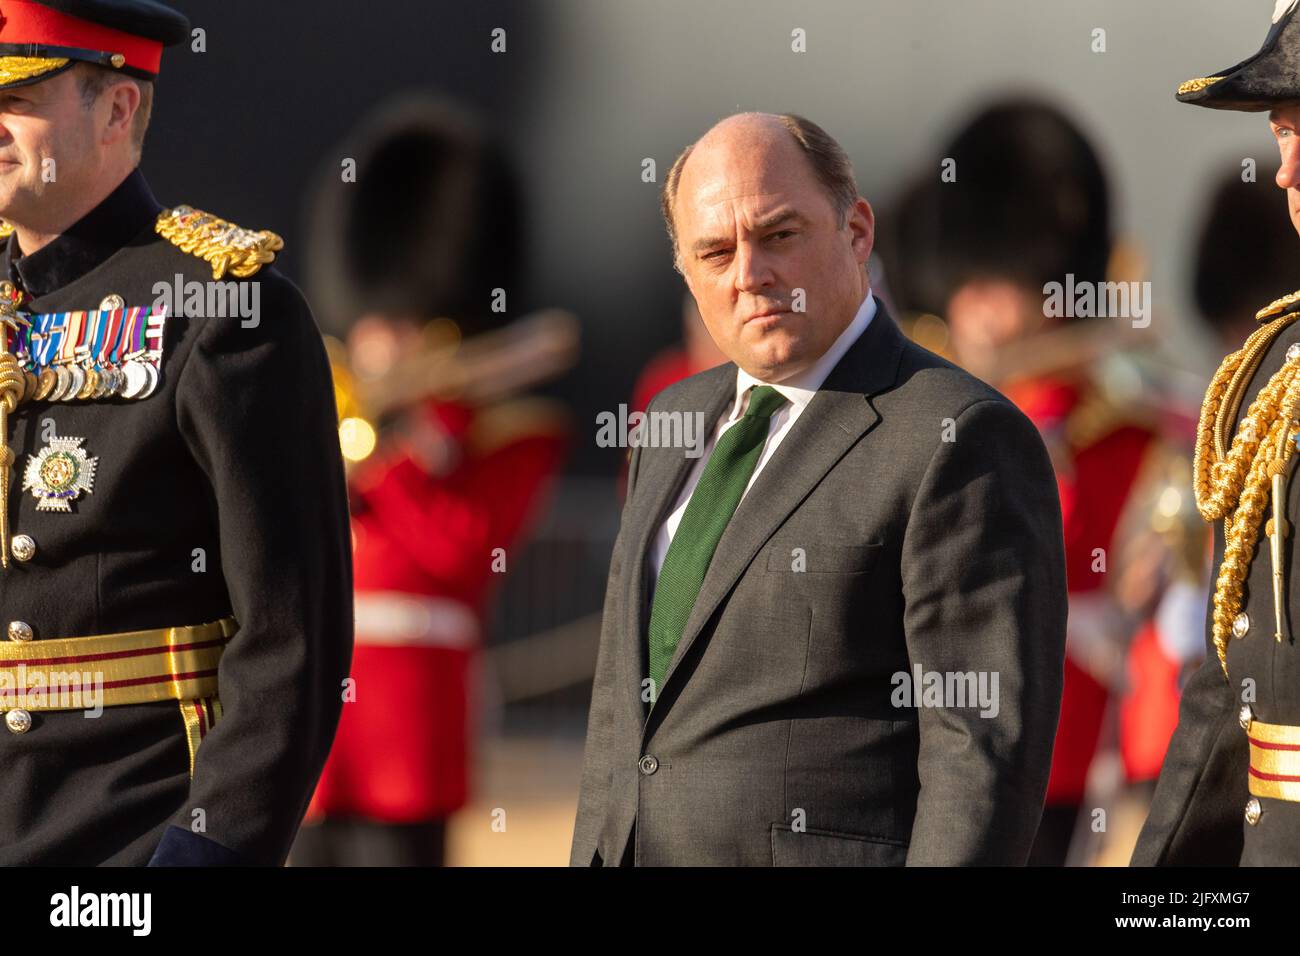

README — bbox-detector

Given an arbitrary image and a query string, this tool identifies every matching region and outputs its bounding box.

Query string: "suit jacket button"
[10,534,34,563]
[7,621,32,642]
[1245,798,1262,826]
[638,755,659,775]
[5,709,31,734]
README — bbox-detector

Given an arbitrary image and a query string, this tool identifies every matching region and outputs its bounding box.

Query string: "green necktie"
[646,384,790,702]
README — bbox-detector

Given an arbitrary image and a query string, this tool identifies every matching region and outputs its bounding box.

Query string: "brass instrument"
[328,308,580,463]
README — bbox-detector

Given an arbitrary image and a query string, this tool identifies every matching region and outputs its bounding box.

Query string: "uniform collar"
[731,291,877,418]
[4,167,162,299]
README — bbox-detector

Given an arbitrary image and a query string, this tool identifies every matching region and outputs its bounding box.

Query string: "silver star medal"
[23,436,97,512]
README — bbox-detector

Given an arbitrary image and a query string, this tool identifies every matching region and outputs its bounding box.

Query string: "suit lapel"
[617,364,735,720]
[652,301,907,711]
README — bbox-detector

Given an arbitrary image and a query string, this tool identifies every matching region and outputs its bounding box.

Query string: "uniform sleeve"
[900,398,1068,865]
[158,277,353,865]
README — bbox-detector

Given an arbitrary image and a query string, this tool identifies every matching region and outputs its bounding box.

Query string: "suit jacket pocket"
[770,823,908,866]
[765,541,883,573]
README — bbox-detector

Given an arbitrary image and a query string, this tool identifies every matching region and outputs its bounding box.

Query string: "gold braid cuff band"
[1247,718,1300,802]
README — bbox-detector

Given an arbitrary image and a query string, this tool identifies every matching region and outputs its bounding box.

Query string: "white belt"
[353,592,479,648]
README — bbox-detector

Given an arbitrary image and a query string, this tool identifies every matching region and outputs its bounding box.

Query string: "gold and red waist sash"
[0,617,236,776]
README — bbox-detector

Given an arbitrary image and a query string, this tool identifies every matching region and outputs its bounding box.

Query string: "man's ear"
[849,197,875,265]
[102,80,141,147]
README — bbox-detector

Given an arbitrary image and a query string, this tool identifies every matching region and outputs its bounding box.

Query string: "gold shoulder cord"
[1195,292,1300,677]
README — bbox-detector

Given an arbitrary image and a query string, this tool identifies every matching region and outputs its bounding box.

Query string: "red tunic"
[1120,621,1184,783]
[306,397,567,823]
[1005,377,1159,805]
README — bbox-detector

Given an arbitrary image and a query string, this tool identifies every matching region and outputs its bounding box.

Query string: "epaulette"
[468,397,569,457]
[1256,287,1300,323]
[155,205,283,280]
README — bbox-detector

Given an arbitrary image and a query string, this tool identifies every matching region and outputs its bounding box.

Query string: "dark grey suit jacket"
[571,300,1067,866]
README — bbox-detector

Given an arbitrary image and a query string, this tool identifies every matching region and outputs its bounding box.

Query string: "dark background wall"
[147,0,542,282]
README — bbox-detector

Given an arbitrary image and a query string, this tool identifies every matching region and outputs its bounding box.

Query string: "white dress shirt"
[650,293,878,580]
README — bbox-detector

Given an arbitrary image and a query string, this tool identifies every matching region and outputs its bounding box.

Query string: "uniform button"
[1239,704,1254,731]
[7,621,32,642]
[1245,798,1262,826]
[10,534,35,563]
[1233,612,1251,639]
[638,755,659,775]
[5,709,31,734]
[1289,343,1300,362]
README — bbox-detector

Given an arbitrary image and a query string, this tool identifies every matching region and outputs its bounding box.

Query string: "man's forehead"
[683,183,800,229]
[677,154,818,232]
[682,130,799,186]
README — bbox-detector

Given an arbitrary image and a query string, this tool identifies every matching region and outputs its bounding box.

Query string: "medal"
[138,363,159,399]
[14,304,166,403]
[33,368,54,401]
[63,365,85,401]
[23,436,97,512]
[51,365,71,401]
[90,368,110,399]
[77,367,99,400]
[122,361,147,398]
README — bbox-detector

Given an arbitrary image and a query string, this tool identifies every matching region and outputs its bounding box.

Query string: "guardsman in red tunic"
[886,99,1197,864]
[290,98,571,866]
[1004,375,1184,863]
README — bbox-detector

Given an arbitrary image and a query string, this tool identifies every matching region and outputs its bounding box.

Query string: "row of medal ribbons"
[13,305,166,402]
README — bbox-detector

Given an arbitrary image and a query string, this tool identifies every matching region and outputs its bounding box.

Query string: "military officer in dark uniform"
[1134,0,1300,866]
[0,0,352,864]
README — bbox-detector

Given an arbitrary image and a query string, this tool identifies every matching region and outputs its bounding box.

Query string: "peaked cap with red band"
[0,0,188,90]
